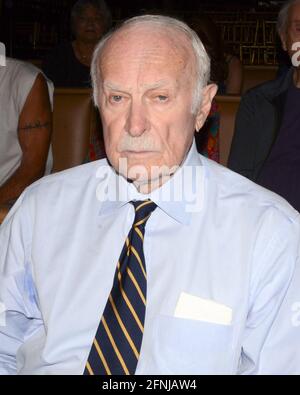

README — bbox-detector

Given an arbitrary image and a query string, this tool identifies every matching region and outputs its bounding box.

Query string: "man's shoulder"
[6,58,41,81]
[242,69,292,103]
[1,159,111,227]
[1,59,45,107]
[23,159,109,201]
[202,156,300,224]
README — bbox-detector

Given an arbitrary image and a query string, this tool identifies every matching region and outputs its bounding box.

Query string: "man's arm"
[0,194,42,374]
[257,255,300,374]
[238,211,300,374]
[0,73,52,205]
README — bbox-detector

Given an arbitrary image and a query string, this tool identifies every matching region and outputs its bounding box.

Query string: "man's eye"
[111,95,123,103]
[157,95,168,102]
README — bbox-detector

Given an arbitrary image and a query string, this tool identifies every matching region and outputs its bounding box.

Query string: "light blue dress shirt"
[1,141,300,375]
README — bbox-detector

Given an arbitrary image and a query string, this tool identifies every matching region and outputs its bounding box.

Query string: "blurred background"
[0,0,287,65]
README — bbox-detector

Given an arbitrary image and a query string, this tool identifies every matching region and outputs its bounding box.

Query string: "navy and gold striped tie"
[84,199,157,375]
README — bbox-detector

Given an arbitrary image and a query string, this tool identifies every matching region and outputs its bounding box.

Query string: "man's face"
[75,5,105,43]
[98,25,216,189]
[281,3,300,65]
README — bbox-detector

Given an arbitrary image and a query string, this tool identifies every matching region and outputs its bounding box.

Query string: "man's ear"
[195,83,218,132]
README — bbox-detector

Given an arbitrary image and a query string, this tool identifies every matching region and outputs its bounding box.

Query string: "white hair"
[277,0,300,36]
[90,14,211,114]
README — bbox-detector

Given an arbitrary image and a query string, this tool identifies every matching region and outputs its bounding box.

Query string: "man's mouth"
[124,150,157,155]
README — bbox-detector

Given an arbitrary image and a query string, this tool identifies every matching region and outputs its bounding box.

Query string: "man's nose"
[125,102,148,137]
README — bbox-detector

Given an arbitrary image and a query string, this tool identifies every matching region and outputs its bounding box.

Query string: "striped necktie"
[84,199,157,375]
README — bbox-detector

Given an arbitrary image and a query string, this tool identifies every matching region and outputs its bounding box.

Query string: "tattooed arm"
[0,73,52,205]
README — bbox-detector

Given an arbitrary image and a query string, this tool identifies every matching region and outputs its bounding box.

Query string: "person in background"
[189,15,243,95]
[228,0,300,213]
[0,15,300,375]
[189,16,221,162]
[0,57,53,205]
[43,0,111,166]
[188,15,242,163]
[42,0,112,88]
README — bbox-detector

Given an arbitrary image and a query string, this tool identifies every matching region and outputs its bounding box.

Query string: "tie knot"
[131,200,157,227]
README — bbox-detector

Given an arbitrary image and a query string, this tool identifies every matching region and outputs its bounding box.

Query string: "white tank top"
[0,58,54,186]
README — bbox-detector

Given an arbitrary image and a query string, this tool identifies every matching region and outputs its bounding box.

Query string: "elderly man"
[0,15,300,375]
[228,0,300,212]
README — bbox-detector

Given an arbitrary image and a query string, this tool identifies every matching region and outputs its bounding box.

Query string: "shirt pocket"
[149,314,234,374]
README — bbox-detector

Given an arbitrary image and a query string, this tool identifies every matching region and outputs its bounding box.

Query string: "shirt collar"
[97,140,204,225]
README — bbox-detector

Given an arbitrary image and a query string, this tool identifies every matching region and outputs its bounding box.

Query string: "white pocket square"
[174,292,232,325]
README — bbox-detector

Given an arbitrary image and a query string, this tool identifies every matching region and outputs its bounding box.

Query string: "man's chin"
[117,156,161,179]
[121,151,160,161]
[119,166,174,193]
[111,154,177,191]
[121,168,152,185]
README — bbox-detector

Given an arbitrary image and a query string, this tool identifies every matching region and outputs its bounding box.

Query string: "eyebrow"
[103,80,172,92]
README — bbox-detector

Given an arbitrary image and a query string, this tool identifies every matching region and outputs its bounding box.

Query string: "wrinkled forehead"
[99,24,196,78]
